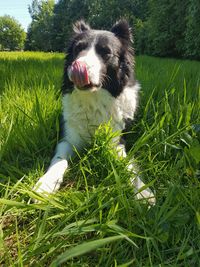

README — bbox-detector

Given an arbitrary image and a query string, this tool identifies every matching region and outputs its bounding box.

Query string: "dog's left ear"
[73,20,91,34]
[111,20,132,42]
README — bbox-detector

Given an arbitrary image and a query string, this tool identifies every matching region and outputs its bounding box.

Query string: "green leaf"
[50,235,124,266]
[0,198,27,208]
[189,144,200,163]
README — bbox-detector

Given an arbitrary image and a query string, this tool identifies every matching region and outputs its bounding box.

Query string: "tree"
[51,0,147,52]
[145,0,189,58]
[0,15,26,51]
[51,0,90,51]
[25,0,55,51]
[184,0,200,59]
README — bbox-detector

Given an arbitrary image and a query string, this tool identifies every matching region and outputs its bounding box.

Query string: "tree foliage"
[51,0,90,51]
[143,0,189,57]
[25,0,55,51]
[25,0,200,60]
[184,0,200,60]
[0,15,26,51]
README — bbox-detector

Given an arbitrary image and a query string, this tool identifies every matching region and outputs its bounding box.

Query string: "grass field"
[0,51,200,266]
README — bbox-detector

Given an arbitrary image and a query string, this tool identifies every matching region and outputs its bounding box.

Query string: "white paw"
[33,159,68,196]
[131,176,156,205]
[33,174,62,194]
[135,186,156,205]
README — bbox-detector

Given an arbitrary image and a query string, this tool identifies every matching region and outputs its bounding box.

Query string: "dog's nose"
[68,60,90,88]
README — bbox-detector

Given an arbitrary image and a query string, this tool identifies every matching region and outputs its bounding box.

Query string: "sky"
[0,0,33,31]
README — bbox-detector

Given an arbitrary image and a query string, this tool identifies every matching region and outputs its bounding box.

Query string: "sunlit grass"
[0,52,200,266]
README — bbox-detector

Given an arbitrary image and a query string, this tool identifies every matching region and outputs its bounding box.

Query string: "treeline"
[25,0,200,59]
[1,0,199,60]
[0,15,26,51]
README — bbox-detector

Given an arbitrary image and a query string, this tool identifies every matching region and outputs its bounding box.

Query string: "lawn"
[0,52,200,266]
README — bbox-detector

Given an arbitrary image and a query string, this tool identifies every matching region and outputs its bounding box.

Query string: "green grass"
[0,52,200,266]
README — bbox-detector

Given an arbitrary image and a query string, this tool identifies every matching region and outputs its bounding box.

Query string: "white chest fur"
[62,84,139,147]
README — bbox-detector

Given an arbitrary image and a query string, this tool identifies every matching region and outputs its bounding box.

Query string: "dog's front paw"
[33,174,62,195]
[33,159,68,199]
[131,176,156,205]
[136,186,156,205]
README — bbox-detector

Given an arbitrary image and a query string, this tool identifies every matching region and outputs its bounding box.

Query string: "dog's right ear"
[111,20,132,43]
[73,20,91,34]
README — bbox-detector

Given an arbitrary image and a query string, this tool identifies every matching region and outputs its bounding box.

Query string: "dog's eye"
[74,42,88,54]
[97,46,112,60]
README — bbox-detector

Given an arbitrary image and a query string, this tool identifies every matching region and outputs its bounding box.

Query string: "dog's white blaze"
[77,46,102,86]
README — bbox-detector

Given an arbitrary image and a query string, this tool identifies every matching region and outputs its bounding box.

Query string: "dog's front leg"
[34,141,73,194]
[117,143,155,204]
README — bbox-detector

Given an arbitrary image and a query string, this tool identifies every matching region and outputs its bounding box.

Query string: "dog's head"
[62,20,135,97]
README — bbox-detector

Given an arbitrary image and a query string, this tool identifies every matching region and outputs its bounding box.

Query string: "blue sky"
[0,0,33,31]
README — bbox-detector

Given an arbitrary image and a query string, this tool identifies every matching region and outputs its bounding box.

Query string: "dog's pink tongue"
[68,61,90,88]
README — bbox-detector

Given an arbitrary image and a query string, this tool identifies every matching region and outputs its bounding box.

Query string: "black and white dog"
[34,20,155,203]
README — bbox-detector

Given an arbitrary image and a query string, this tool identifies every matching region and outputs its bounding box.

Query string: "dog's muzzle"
[68,61,90,89]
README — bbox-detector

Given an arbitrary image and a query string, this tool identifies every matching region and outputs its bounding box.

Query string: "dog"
[34,20,155,204]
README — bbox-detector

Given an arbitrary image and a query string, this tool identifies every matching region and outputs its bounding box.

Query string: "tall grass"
[0,52,200,266]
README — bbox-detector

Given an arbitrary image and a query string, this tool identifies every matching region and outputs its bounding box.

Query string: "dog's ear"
[111,20,132,42]
[73,20,91,34]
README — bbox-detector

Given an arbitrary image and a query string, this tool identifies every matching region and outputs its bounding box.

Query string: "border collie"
[34,20,155,204]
